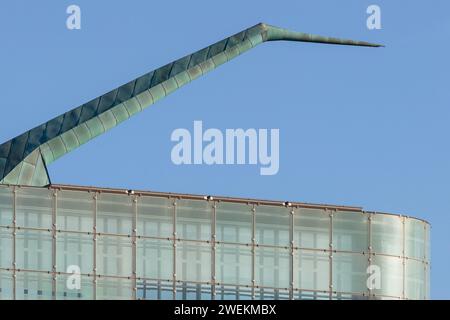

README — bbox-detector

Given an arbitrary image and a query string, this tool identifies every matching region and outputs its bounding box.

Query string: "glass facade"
[0,185,430,300]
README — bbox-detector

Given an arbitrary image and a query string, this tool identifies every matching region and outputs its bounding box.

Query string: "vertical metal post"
[289,207,294,300]
[328,209,334,300]
[12,186,17,300]
[211,201,217,300]
[93,192,98,300]
[423,223,428,300]
[251,204,256,300]
[52,189,57,300]
[172,198,177,300]
[132,195,138,300]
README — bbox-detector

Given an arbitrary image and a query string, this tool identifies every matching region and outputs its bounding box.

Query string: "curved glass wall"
[0,185,430,300]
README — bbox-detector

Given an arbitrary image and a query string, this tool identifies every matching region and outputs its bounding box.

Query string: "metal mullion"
[211,201,217,300]
[423,223,428,300]
[367,212,373,299]
[52,190,57,300]
[251,204,256,300]
[12,186,17,300]
[93,192,98,300]
[132,195,138,300]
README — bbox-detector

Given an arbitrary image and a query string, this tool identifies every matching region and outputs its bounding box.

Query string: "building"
[0,23,429,300]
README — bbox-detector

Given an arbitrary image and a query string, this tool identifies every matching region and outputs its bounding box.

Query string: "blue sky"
[0,0,449,299]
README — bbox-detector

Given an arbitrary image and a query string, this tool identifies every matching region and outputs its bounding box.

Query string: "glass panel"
[16,229,52,272]
[405,259,425,300]
[216,202,252,244]
[97,235,132,277]
[332,252,369,294]
[137,238,173,280]
[137,196,172,238]
[0,186,13,226]
[294,249,329,291]
[425,223,431,262]
[371,214,403,256]
[176,199,211,241]
[97,193,133,235]
[216,243,252,286]
[0,270,13,300]
[16,187,52,229]
[0,227,12,269]
[255,247,290,288]
[175,282,212,300]
[56,232,94,274]
[215,285,252,300]
[254,288,290,300]
[294,208,329,250]
[405,218,425,260]
[56,275,94,300]
[370,254,403,298]
[333,211,368,253]
[137,279,173,300]
[295,290,330,300]
[176,241,211,283]
[16,271,53,300]
[96,277,133,300]
[255,205,290,247]
[57,190,93,233]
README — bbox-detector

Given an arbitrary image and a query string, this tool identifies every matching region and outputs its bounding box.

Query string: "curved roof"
[0,23,382,186]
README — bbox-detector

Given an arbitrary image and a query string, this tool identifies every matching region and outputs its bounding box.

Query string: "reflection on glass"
[96,277,132,300]
[216,243,252,286]
[176,199,211,241]
[175,283,212,300]
[137,238,173,280]
[333,211,368,253]
[16,229,52,271]
[0,227,12,269]
[176,241,211,283]
[137,196,172,238]
[97,193,133,235]
[0,186,12,226]
[255,247,290,288]
[405,259,425,300]
[0,271,13,300]
[294,249,329,291]
[57,190,93,233]
[405,218,425,260]
[294,208,329,250]
[137,280,173,300]
[370,254,403,298]
[332,252,368,294]
[16,271,53,300]
[97,235,132,277]
[216,202,252,244]
[56,232,93,274]
[16,187,52,229]
[371,214,403,256]
[56,275,94,300]
[255,205,290,247]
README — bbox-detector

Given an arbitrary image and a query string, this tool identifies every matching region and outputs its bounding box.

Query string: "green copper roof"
[0,23,382,187]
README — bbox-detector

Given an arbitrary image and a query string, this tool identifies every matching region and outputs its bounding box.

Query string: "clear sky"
[1,0,449,299]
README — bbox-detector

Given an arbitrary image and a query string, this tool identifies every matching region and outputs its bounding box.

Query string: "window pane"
[175,282,212,300]
[294,208,329,250]
[97,277,133,300]
[137,196,172,238]
[405,218,425,260]
[137,279,173,300]
[216,243,252,286]
[255,247,290,288]
[97,235,132,277]
[16,187,52,229]
[371,214,403,256]
[16,271,53,300]
[0,227,12,269]
[176,241,211,283]
[56,275,94,300]
[216,202,252,244]
[333,211,368,253]
[370,254,403,298]
[405,259,425,300]
[97,193,133,235]
[0,186,13,226]
[176,199,211,241]
[255,205,290,247]
[57,190,93,233]
[137,238,173,280]
[16,229,52,272]
[0,270,13,300]
[56,232,93,274]
[332,252,368,294]
[294,249,329,291]
[254,288,290,300]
